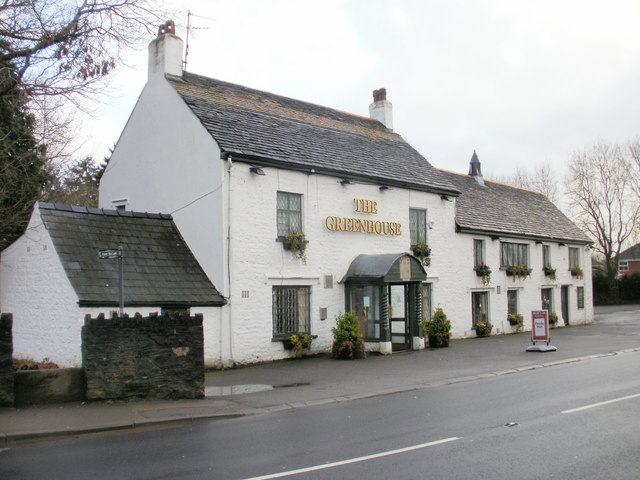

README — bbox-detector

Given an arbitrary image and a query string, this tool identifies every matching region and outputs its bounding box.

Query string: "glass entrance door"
[389,284,409,351]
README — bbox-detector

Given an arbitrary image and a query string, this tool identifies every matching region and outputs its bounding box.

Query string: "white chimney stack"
[148,20,184,80]
[369,88,393,130]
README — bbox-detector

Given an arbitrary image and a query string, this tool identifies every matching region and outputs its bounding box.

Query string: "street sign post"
[98,247,124,315]
[98,249,121,259]
[526,310,557,352]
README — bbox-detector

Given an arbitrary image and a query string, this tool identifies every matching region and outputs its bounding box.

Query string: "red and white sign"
[531,310,549,342]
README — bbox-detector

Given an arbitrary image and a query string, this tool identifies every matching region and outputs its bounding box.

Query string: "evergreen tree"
[0,59,49,250]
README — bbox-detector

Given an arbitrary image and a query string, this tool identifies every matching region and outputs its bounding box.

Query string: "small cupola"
[148,20,184,80]
[468,150,484,185]
[369,88,393,130]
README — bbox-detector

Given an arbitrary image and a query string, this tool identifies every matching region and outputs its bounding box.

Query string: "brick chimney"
[369,88,393,130]
[148,20,183,80]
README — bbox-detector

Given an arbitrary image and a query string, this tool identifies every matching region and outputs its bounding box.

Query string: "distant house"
[0,203,225,366]
[95,26,594,368]
[617,244,640,276]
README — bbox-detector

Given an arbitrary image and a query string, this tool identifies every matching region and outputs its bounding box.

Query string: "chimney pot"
[148,21,183,80]
[157,20,176,37]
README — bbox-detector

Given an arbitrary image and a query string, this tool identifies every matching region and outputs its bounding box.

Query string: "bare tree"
[491,162,559,205]
[0,1,175,249]
[565,140,640,298]
[0,0,168,104]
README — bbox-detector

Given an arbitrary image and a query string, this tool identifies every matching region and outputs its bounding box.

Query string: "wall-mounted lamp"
[490,235,499,241]
[535,240,542,244]
[440,195,453,201]
[249,166,265,176]
[379,185,390,191]
[340,179,352,185]
[559,242,566,247]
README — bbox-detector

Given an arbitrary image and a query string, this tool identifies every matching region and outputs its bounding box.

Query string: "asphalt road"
[2,347,639,479]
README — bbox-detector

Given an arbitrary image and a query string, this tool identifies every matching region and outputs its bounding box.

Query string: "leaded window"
[277,191,302,237]
[501,242,529,267]
[409,208,427,245]
[272,286,310,337]
[474,239,485,267]
[541,288,553,312]
[577,286,585,309]
[422,283,432,323]
[542,245,551,268]
[471,291,489,326]
[568,247,580,270]
[507,289,518,316]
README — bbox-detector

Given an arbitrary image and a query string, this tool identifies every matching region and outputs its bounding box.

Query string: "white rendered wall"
[222,164,457,366]
[0,208,83,367]
[435,233,594,339]
[98,77,227,293]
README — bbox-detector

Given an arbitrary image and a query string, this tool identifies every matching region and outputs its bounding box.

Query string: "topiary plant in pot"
[332,312,366,360]
[422,307,451,348]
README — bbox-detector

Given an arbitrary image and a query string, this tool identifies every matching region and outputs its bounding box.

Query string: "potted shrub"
[332,312,366,360]
[411,242,431,266]
[284,333,312,359]
[282,232,307,262]
[423,307,451,348]
[507,313,524,333]
[474,264,492,285]
[570,266,583,279]
[543,265,556,280]
[549,312,559,327]
[506,264,532,280]
[475,320,492,337]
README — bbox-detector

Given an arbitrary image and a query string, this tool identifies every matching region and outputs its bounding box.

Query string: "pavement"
[1,305,639,446]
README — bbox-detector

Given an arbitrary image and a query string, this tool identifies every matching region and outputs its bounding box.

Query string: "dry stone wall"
[82,312,204,400]
[0,313,13,407]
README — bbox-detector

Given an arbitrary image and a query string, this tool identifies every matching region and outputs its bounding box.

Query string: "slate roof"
[439,171,592,244]
[38,203,225,307]
[167,72,459,196]
[618,243,640,260]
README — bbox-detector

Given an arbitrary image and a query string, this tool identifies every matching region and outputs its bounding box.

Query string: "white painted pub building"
[97,28,593,367]
[2,26,593,368]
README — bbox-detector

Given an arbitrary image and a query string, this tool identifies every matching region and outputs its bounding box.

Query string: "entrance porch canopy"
[341,253,427,283]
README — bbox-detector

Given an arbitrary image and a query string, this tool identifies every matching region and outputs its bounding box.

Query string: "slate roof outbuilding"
[618,243,640,261]
[167,72,459,196]
[38,203,225,307]
[440,171,592,244]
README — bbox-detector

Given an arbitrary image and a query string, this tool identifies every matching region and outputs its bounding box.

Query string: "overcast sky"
[81,0,640,181]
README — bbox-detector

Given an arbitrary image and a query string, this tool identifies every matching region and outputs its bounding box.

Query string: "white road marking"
[242,437,462,480]
[562,392,640,414]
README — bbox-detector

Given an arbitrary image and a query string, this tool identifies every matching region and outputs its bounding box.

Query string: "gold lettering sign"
[325,216,402,236]
[354,198,378,214]
[325,198,402,236]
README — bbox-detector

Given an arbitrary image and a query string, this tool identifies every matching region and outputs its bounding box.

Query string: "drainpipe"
[226,154,234,365]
